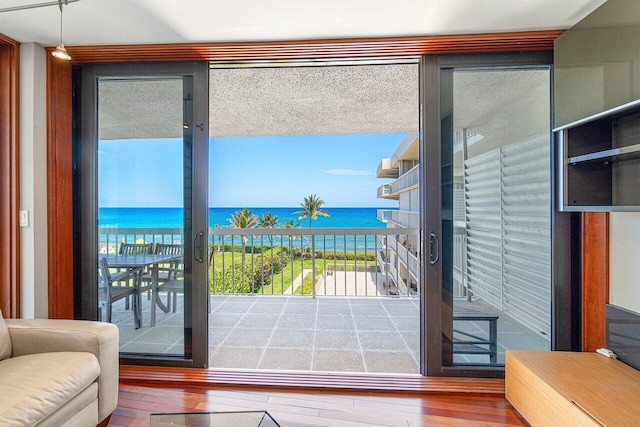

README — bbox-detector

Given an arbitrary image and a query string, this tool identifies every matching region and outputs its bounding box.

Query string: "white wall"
[399,192,410,211]
[20,43,48,319]
[409,188,419,212]
[610,212,640,314]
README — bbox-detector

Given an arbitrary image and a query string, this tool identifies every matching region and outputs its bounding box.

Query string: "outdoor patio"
[112,294,548,373]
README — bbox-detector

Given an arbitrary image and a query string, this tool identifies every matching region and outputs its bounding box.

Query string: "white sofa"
[0,309,119,426]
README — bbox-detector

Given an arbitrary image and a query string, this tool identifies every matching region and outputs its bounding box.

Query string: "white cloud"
[325,169,373,176]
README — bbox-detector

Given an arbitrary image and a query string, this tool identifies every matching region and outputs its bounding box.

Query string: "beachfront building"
[376,132,419,296]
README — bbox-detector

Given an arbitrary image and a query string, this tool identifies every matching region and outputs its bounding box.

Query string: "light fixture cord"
[58,0,65,45]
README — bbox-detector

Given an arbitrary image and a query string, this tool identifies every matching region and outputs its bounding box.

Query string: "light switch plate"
[19,210,29,227]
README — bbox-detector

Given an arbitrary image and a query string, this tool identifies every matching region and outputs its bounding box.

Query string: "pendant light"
[51,0,71,60]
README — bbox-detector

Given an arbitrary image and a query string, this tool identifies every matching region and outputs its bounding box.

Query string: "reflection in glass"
[442,68,552,366]
[96,78,188,357]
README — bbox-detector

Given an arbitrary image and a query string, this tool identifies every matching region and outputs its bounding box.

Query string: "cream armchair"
[0,310,119,426]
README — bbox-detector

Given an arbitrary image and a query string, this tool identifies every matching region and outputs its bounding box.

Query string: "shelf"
[562,205,640,212]
[554,99,640,132]
[568,143,640,165]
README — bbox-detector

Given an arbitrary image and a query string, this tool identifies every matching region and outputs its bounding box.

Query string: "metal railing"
[98,227,183,254]
[390,210,420,228]
[209,227,419,298]
[97,226,422,298]
[390,164,419,194]
[95,225,472,302]
[385,234,419,282]
[377,209,393,223]
[377,183,394,198]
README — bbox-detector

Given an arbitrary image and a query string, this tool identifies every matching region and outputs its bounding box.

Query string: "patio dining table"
[104,253,182,329]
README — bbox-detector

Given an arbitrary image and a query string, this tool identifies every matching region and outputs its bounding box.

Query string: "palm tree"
[228,208,258,262]
[257,212,279,246]
[293,194,330,228]
[282,218,300,256]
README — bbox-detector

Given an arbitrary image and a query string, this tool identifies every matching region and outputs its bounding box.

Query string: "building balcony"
[377,183,398,200]
[386,234,420,282]
[389,210,420,228]
[376,209,419,228]
[390,164,419,195]
[377,209,393,223]
[390,133,419,167]
[377,158,399,178]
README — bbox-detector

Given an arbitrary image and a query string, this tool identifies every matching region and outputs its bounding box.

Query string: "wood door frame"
[44,31,607,371]
[0,34,20,318]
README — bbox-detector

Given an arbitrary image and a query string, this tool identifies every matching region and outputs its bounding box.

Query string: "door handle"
[193,231,204,263]
[429,232,439,265]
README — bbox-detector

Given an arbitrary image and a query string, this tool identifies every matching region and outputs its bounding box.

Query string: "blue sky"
[99,133,403,208]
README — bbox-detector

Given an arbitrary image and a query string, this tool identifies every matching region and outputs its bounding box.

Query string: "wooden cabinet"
[506,350,640,426]
[557,101,640,211]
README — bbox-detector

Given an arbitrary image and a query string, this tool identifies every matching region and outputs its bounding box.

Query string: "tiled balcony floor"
[112,294,548,373]
[209,296,420,373]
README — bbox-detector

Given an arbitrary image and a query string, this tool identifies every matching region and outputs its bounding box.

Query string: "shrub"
[211,265,256,294]
[211,247,290,292]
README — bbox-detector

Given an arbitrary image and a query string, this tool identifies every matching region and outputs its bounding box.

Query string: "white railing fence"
[98,227,420,298]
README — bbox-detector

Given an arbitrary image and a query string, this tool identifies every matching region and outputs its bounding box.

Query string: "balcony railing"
[98,227,183,254]
[377,209,393,223]
[377,209,419,228]
[377,183,396,199]
[376,158,398,178]
[390,164,419,194]
[98,226,420,298]
[385,234,419,282]
[390,210,420,228]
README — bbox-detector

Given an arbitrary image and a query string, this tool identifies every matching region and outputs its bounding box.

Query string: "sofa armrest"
[6,319,119,424]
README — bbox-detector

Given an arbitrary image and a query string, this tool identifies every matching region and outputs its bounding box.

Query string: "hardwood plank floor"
[108,385,528,426]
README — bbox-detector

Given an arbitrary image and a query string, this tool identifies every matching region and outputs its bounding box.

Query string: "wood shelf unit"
[506,351,640,426]
[557,101,640,211]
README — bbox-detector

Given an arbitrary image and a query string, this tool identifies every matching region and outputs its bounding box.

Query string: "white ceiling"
[0,0,606,46]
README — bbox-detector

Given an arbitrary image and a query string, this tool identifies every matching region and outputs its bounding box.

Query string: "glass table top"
[147,410,280,426]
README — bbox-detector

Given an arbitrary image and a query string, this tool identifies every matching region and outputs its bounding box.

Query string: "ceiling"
[7,0,595,146]
[0,0,606,46]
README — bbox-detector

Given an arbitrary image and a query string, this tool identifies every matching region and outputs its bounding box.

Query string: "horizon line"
[99,206,395,209]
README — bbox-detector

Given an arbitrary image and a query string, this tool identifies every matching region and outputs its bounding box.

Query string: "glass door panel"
[440,67,552,366]
[97,77,189,356]
[77,62,209,366]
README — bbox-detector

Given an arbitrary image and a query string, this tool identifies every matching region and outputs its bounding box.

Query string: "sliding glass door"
[422,53,575,376]
[75,62,209,367]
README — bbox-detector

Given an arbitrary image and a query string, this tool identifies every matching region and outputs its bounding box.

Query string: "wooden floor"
[108,384,528,426]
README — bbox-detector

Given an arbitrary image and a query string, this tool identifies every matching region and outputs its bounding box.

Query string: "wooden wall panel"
[55,30,563,63]
[581,212,609,352]
[0,36,20,318]
[46,57,74,319]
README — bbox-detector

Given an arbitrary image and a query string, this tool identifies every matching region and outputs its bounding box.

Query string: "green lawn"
[209,249,370,295]
[260,258,327,295]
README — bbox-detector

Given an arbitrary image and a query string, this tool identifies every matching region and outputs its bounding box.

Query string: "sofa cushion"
[0,309,11,361]
[0,351,100,426]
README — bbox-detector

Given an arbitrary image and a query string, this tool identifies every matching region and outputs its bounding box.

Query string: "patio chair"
[98,257,136,324]
[118,242,153,300]
[118,242,153,254]
[153,243,184,313]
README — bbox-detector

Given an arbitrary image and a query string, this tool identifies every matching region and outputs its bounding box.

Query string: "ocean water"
[99,207,386,229]
[99,207,390,251]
